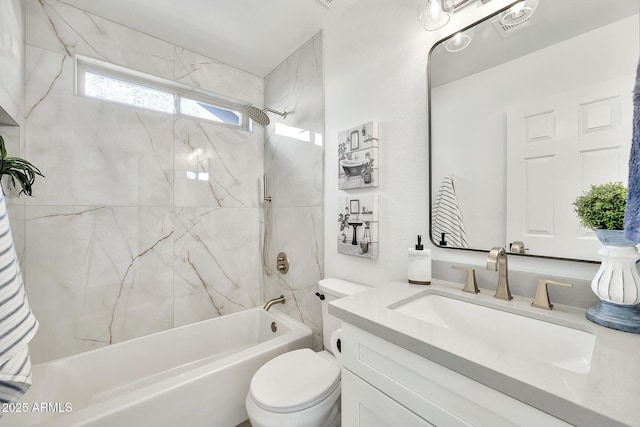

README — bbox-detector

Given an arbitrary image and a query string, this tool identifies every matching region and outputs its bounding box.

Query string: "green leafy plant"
[0,134,44,197]
[573,182,627,230]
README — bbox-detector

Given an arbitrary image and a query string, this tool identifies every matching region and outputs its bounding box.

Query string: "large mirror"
[429,0,639,262]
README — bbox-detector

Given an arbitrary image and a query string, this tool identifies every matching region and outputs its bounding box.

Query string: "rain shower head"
[245,106,287,126]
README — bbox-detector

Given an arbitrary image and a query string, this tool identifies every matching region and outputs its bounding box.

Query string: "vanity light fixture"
[418,0,492,31]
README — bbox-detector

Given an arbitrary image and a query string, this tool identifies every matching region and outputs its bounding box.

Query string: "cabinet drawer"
[341,323,570,427]
[342,369,434,427]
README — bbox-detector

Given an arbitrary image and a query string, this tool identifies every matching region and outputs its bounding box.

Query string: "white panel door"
[506,76,632,260]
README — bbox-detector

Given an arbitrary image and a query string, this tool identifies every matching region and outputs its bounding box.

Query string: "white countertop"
[329,279,640,427]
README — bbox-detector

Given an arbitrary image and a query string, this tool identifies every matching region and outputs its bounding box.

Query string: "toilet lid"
[250,348,341,413]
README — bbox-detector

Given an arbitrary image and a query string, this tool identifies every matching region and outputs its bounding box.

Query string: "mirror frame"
[427,1,600,264]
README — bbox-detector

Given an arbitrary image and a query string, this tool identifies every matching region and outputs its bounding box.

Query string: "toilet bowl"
[245,279,370,427]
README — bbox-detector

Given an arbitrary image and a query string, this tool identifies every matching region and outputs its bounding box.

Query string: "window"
[76,56,248,130]
[84,71,175,113]
[179,97,241,126]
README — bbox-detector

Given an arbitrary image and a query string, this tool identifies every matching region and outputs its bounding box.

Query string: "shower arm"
[263,108,287,119]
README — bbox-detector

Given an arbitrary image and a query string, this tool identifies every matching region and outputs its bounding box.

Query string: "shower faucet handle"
[276,252,289,274]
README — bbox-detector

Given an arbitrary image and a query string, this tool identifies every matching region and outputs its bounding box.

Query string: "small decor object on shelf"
[337,194,378,259]
[0,134,44,197]
[573,182,640,333]
[337,121,379,190]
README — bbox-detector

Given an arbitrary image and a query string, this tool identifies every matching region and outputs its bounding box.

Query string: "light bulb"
[418,0,452,31]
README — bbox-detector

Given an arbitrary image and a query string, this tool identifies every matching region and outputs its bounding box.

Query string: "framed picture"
[350,199,360,214]
[338,121,379,190]
[337,194,379,260]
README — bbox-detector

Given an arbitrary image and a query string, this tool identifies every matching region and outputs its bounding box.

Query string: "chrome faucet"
[486,247,513,301]
[263,295,285,311]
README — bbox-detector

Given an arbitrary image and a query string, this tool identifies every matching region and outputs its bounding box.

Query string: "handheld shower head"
[245,106,287,126]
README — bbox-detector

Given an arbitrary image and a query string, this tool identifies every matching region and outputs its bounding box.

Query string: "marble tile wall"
[23,0,264,362]
[263,32,325,350]
[0,0,25,125]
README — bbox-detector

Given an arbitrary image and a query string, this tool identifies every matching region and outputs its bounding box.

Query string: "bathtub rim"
[18,308,312,427]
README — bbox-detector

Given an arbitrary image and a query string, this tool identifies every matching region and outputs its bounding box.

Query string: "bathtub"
[1,307,312,427]
[340,159,368,177]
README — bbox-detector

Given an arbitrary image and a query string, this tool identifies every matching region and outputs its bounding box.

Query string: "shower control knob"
[276,252,289,274]
[315,292,325,300]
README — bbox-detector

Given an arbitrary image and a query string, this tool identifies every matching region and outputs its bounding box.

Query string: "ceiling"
[60,0,357,77]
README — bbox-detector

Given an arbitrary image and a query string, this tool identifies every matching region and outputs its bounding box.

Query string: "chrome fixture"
[276,252,289,274]
[510,241,526,254]
[418,0,455,31]
[418,0,490,31]
[263,295,285,311]
[419,0,543,55]
[532,279,573,310]
[262,174,272,275]
[451,265,479,294]
[486,247,512,301]
[245,106,287,126]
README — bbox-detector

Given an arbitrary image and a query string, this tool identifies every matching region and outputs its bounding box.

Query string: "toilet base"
[245,382,341,427]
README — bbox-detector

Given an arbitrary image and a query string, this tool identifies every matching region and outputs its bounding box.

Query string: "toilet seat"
[249,348,341,413]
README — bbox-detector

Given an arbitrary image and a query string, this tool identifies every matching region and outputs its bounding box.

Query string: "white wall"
[324,0,602,287]
[263,32,325,350]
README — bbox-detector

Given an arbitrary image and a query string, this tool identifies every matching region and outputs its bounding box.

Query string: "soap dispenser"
[408,235,431,285]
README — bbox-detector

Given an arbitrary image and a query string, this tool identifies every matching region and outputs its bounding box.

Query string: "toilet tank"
[319,278,371,351]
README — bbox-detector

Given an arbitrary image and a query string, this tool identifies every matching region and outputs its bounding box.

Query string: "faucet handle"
[532,279,573,310]
[451,266,480,294]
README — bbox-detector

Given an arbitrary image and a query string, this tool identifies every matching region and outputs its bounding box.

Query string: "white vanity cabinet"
[340,323,571,427]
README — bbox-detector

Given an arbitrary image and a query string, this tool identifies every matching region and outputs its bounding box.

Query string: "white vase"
[586,229,640,333]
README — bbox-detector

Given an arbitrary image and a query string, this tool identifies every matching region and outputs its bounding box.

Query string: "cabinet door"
[342,370,434,427]
[341,323,572,427]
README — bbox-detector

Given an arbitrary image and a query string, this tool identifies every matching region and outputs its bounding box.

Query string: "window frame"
[75,55,251,131]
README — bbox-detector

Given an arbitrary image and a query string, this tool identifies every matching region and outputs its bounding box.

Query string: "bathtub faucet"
[263,295,285,311]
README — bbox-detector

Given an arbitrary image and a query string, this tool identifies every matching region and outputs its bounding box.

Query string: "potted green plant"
[573,181,640,333]
[573,181,627,245]
[0,134,44,196]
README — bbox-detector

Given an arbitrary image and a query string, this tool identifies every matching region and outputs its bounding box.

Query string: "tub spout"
[263,295,285,311]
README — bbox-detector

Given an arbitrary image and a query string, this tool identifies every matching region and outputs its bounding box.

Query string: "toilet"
[245,278,369,427]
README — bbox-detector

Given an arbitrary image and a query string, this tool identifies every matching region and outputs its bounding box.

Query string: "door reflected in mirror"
[429,0,639,262]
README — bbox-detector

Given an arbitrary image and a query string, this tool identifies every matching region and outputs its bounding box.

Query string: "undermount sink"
[389,292,596,374]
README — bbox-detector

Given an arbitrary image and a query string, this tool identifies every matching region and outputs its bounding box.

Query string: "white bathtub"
[0,308,312,427]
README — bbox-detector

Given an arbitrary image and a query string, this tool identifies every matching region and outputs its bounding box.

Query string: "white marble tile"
[173,207,261,327]
[265,31,322,105]
[265,77,324,208]
[175,47,264,109]
[26,0,174,79]
[25,206,175,363]
[174,118,262,208]
[263,206,323,350]
[25,46,175,207]
[0,0,25,124]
